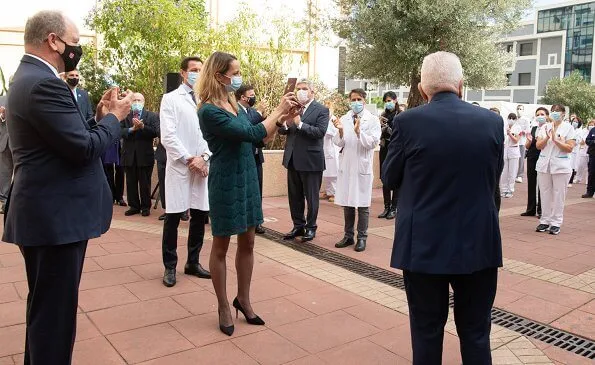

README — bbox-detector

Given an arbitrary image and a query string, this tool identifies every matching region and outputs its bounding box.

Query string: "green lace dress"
[197,103,267,237]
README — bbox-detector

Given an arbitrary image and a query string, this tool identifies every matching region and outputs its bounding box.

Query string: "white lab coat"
[160,84,210,213]
[333,109,381,208]
[323,115,340,178]
[536,122,576,174]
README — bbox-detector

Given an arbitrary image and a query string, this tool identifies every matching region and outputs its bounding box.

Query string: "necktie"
[189,91,197,105]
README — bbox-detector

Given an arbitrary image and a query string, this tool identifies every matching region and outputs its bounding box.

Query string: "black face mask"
[67,77,79,87]
[247,96,257,107]
[57,37,83,73]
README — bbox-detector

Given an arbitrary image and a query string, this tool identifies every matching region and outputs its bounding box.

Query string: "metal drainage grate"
[263,228,595,360]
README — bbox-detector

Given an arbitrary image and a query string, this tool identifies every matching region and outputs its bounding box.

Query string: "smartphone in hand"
[283,78,297,95]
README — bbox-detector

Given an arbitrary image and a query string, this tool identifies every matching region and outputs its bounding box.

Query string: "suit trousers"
[162,209,207,270]
[500,157,519,194]
[103,164,125,201]
[526,157,542,214]
[403,268,498,365]
[20,241,88,365]
[0,147,13,202]
[125,164,153,211]
[343,206,369,240]
[517,145,526,178]
[587,155,595,196]
[287,166,323,230]
[157,162,166,209]
[538,172,571,227]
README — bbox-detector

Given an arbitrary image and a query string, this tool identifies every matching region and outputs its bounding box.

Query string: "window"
[506,74,512,86]
[519,43,533,56]
[506,44,513,53]
[548,54,557,65]
[518,73,532,86]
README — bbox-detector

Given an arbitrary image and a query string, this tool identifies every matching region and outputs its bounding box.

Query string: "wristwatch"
[201,153,210,162]
[276,120,284,127]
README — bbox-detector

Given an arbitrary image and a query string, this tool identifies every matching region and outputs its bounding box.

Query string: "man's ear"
[418,83,428,102]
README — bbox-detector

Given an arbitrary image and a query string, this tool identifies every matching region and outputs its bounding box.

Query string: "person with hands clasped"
[500,113,522,198]
[333,88,381,253]
[535,104,576,235]
[520,108,548,217]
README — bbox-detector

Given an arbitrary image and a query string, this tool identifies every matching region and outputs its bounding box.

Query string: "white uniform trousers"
[323,176,337,196]
[576,155,589,183]
[500,157,520,194]
[538,172,571,227]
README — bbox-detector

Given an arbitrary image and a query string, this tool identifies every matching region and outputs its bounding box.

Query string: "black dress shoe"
[180,212,190,221]
[218,310,234,336]
[283,228,305,240]
[377,207,390,219]
[582,193,594,198]
[520,211,536,217]
[158,213,166,221]
[301,229,316,242]
[184,263,211,279]
[163,268,176,287]
[116,199,128,207]
[141,209,150,217]
[125,209,140,216]
[255,225,266,234]
[386,208,396,220]
[335,237,355,248]
[233,298,265,325]
[354,239,366,252]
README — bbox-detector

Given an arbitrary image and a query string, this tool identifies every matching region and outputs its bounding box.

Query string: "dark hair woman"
[378,91,399,219]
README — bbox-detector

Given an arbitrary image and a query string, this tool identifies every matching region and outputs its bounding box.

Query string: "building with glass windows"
[466,0,595,104]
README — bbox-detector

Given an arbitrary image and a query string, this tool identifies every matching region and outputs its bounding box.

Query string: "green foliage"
[541,71,595,120]
[333,0,531,108]
[78,43,112,107]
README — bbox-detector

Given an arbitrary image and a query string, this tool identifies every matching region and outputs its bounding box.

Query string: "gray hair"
[420,52,463,96]
[24,10,66,46]
[297,78,313,90]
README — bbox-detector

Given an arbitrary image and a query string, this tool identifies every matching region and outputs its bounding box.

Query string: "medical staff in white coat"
[159,56,212,287]
[515,105,531,183]
[576,120,595,184]
[500,113,522,198]
[322,108,339,202]
[333,89,381,252]
[535,103,577,235]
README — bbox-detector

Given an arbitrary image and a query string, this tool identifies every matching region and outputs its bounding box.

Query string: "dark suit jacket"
[2,55,121,247]
[74,88,94,121]
[155,142,166,167]
[120,110,159,167]
[382,92,504,275]
[245,106,265,164]
[279,100,329,171]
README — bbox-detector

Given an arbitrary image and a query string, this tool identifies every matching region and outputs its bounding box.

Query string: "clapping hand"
[332,116,344,138]
[132,118,144,131]
[96,88,134,122]
[188,157,208,178]
[354,116,361,136]
[0,106,5,122]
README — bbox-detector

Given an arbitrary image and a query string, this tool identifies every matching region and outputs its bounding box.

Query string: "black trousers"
[403,268,497,365]
[125,165,153,211]
[157,162,166,209]
[494,186,501,212]
[256,161,263,201]
[287,165,323,230]
[379,147,398,208]
[526,157,542,214]
[21,241,88,365]
[587,155,595,196]
[162,209,207,270]
[103,164,125,201]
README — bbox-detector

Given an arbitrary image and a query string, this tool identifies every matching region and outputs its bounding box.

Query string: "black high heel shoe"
[218,310,234,336]
[233,298,265,325]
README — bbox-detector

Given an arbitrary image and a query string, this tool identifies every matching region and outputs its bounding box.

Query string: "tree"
[541,71,595,120]
[333,0,531,108]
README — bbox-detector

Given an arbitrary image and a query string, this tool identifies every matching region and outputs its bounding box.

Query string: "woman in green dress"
[196,52,299,336]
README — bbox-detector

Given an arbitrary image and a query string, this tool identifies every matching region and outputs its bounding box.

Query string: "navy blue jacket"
[74,88,94,121]
[586,126,595,156]
[382,92,504,275]
[3,55,121,246]
[246,107,265,164]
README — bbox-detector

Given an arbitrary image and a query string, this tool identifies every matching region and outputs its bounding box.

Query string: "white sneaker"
[568,184,573,188]
[515,177,523,183]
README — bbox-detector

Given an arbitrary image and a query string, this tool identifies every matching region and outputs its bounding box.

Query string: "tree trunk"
[407,72,425,109]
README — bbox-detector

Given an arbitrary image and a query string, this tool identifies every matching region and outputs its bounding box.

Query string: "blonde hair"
[196,51,238,113]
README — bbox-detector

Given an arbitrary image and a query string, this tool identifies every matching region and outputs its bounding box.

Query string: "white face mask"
[297,90,310,104]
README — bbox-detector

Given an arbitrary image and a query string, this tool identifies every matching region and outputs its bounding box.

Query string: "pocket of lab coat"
[358,157,371,175]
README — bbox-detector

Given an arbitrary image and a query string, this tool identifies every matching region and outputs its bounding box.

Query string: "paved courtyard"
[0,179,594,364]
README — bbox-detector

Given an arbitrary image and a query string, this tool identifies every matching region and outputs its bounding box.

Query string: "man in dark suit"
[584,124,595,198]
[64,69,94,120]
[121,92,159,217]
[279,79,329,242]
[235,84,266,234]
[3,11,133,364]
[0,95,11,214]
[382,52,504,365]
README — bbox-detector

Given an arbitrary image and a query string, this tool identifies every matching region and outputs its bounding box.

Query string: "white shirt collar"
[25,54,59,78]
[302,99,314,113]
[238,103,247,113]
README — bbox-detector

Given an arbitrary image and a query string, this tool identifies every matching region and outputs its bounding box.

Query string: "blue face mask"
[131,103,143,114]
[536,116,546,125]
[384,101,395,111]
[351,101,364,114]
[224,75,243,92]
[187,71,199,87]
[551,111,562,121]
